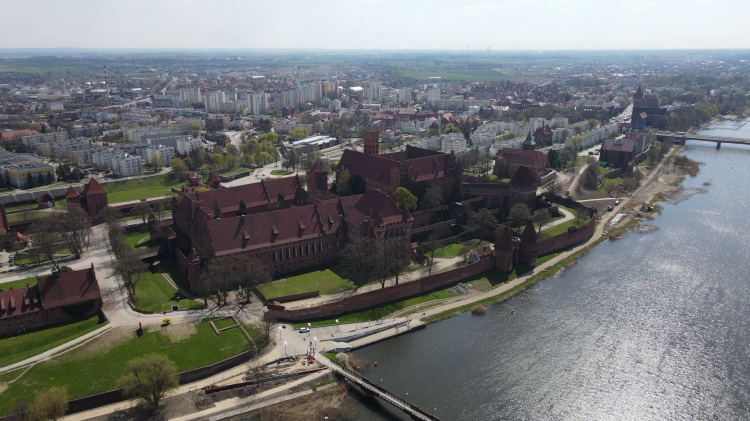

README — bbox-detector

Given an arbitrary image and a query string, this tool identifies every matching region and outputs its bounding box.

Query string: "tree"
[118,354,179,411]
[581,163,600,190]
[508,204,531,227]
[288,128,309,139]
[60,205,91,257]
[27,387,67,421]
[25,172,35,188]
[113,253,147,297]
[420,230,440,276]
[31,218,61,267]
[570,135,584,151]
[622,177,637,192]
[468,208,499,242]
[170,157,189,179]
[260,312,277,344]
[459,246,472,264]
[532,209,552,236]
[235,257,270,303]
[336,168,352,196]
[444,123,459,133]
[130,202,151,225]
[338,239,377,288]
[393,187,417,211]
[573,125,583,135]
[258,132,279,144]
[150,153,165,171]
[587,119,599,131]
[420,183,443,210]
[546,179,564,196]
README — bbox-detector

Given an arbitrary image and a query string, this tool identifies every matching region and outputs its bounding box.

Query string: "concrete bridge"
[656,132,750,149]
[317,353,441,421]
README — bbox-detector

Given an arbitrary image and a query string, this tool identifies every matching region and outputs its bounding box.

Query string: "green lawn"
[0,315,104,369]
[4,203,38,212]
[0,320,255,414]
[131,264,203,313]
[539,216,591,240]
[15,245,73,265]
[0,276,38,292]
[213,318,238,330]
[259,267,354,299]
[122,227,156,251]
[270,170,293,176]
[431,241,492,259]
[102,174,183,204]
[161,260,192,294]
[6,210,50,222]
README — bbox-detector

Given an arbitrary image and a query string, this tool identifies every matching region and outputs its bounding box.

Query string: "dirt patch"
[163,323,198,342]
[254,383,356,421]
[0,382,8,394]
[64,326,134,359]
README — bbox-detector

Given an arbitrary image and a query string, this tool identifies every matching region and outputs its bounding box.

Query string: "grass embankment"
[213,318,238,330]
[270,170,293,176]
[0,315,105,369]
[6,210,50,222]
[430,241,492,259]
[15,245,73,265]
[161,260,193,294]
[0,276,38,292]
[0,320,257,414]
[102,173,183,204]
[539,214,591,240]
[131,264,203,313]
[258,267,354,299]
[122,227,158,251]
[423,236,608,324]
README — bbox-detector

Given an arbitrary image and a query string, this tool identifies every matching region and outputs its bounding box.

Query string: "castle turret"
[521,131,536,151]
[495,225,516,271]
[364,129,380,156]
[306,161,329,192]
[518,220,539,266]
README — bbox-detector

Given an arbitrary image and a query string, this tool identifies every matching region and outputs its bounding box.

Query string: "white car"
[614,200,621,206]
[299,327,310,333]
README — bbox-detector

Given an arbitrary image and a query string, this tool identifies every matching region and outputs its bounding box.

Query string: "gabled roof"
[207,171,221,183]
[36,193,55,203]
[309,161,326,173]
[82,178,107,196]
[521,220,538,244]
[342,188,409,227]
[65,186,81,199]
[510,165,541,188]
[337,149,400,186]
[37,265,101,309]
[499,149,548,169]
[634,85,643,100]
[189,175,303,214]
[0,286,42,320]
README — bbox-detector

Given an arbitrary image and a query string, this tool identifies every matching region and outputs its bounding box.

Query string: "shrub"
[162,318,171,325]
[471,304,487,315]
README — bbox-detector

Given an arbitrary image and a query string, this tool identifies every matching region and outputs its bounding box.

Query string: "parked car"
[614,200,621,206]
[299,327,310,333]
[607,205,614,212]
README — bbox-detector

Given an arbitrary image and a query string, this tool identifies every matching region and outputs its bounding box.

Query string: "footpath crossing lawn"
[0,315,104,369]
[0,320,256,415]
[431,241,492,259]
[131,264,203,313]
[102,174,183,204]
[122,227,158,251]
[258,267,355,299]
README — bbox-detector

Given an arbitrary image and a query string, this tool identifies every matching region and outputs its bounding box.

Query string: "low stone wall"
[267,291,320,303]
[599,168,622,181]
[269,258,495,321]
[544,194,596,217]
[537,217,596,256]
[411,219,456,235]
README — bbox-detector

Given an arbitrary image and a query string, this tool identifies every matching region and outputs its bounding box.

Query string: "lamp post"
[335,319,339,332]
[278,326,282,345]
[283,341,287,356]
[313,337,317,352]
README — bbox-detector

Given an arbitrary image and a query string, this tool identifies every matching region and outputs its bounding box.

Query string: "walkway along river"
[350,138,750,420]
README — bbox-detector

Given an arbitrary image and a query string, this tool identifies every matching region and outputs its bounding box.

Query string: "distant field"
[102,174,183,204]
[0,59,93,72]
[400,69,536,82]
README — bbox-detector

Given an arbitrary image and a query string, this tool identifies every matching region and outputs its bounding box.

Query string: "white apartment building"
[247,92,267,115]
[142,145,175,165]
[364,81,382,100]
[441,134,467,153]
[399,88,410,104]
[112,153,144,177]
[124,127,178,143]
[175,137,203,155]
[427,88,441,106]
[179,87,203,103]
[22,132,68,149]
[206,90,226,113]
[92,149,118,170]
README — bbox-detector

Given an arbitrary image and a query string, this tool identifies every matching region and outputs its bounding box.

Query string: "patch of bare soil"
[571,185,607,201]
[255,383,356,421]
[62,327,134,360]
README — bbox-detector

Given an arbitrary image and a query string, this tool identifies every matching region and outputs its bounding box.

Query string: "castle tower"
[495,225,516,272]
[81,178,108,221]
[306,161,329,192]
[633,85,644,108]
[521,130,536,151]
[364,129,380,156]
[518,220,539,266]
[207,171,222,190]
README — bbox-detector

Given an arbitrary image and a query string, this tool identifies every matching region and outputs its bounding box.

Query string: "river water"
[350,125,750,420]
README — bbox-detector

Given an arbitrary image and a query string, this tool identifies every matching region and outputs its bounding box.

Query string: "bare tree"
[419,183,443,210]
[260,312,277,344]
[27,387,67,421]
[31,218,61,267]
[338,239,377,288]
[469,208,499,242]
[130,202,152,225]
[508,204,531,228]
[60,204,91,257]
[382,238,411,286]
[459,246,472,264]
[532,209,552,236]
[546,179,564,196]
[113,253,147,298]
[118,354,179,411]
[420,230,440,277]
[202,256,247,305]
[235,257,270,303]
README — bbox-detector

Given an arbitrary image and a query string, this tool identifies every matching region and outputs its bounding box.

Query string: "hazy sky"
[2,0,749,50]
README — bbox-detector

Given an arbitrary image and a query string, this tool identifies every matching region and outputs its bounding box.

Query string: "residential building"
[112,153,144,177]
[206,90,226,113]
[5,161,57,188]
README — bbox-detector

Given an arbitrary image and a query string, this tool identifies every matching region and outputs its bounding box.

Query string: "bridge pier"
[716,141,722,149]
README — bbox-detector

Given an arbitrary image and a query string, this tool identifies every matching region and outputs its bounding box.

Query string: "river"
[349,125,750,420]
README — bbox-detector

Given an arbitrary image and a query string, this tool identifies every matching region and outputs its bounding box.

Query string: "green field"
[431,241,492,259]
[0,59,94,72]
[258,267,354,299]
[131,264,203,313]
[0,320,255,414]
[0,315,104,369]
[270,170,293,176]
[101,174,183,204]
[400,69,533,82]
[0,276,38,292]
[539,215,591,240]
[122,227,156,251]
[6,210,50,222]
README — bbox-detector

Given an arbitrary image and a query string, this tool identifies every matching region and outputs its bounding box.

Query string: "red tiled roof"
[0,129,38,140]
[499,149,548,170]
[342,189,408,228]
[337,149,400,186]
[82,178,107,196]
[65,186,81,199]
[521,220,537,244]
[0,286,42,320]
[510,165,541,188]
[207,171,221,183]
[496,226,515,251]
[309,161,326,173]
[37,265,101,309]
[190,175,303,214]
[36,193,55,203]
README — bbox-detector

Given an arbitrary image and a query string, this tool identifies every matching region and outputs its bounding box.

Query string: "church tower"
[364,129,380,156]
[521,131,536,151]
